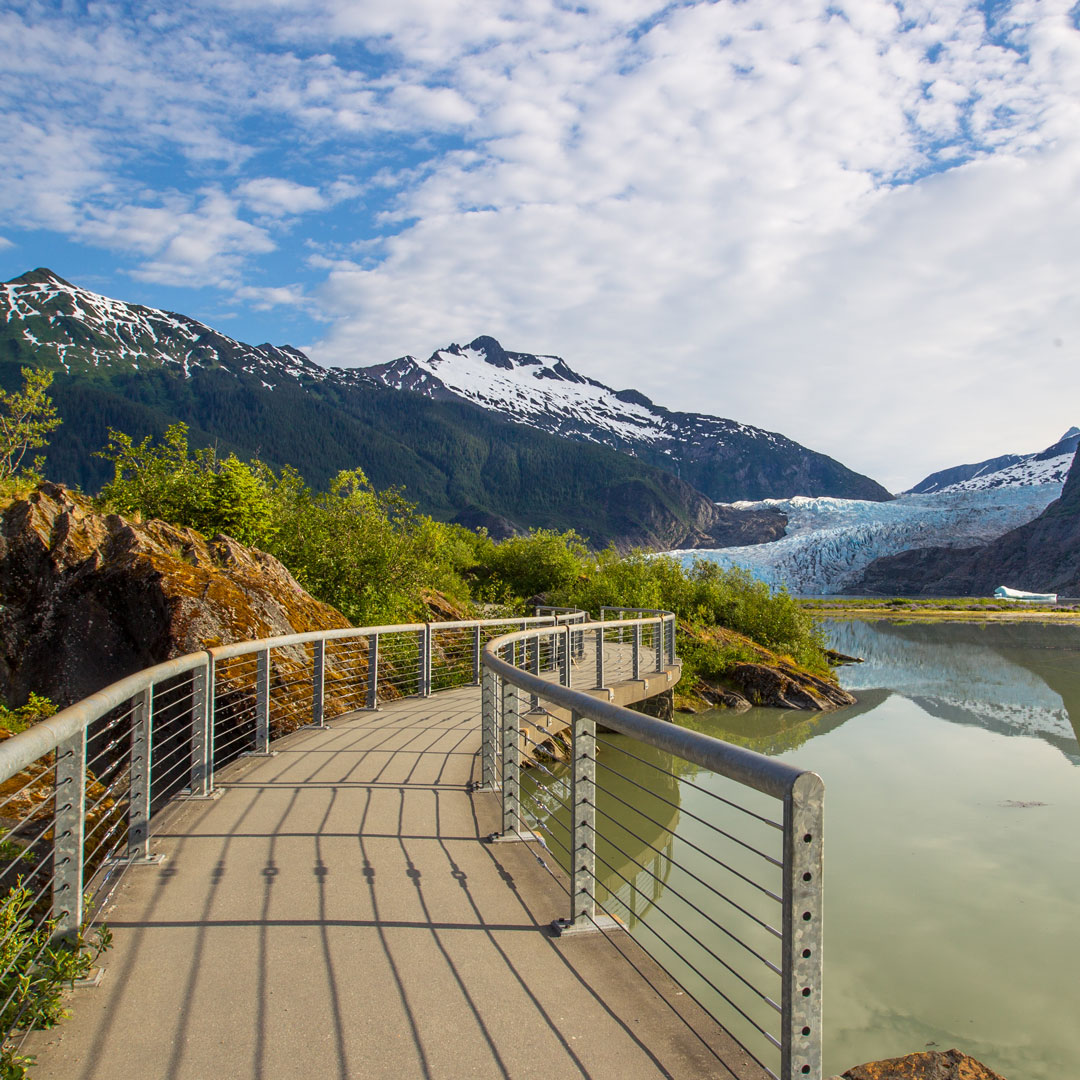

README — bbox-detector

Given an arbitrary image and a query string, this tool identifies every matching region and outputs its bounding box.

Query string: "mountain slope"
[849,448,1080,596]
[362,336,893,503]
[907,428,1079,495]
[0,269,773,551]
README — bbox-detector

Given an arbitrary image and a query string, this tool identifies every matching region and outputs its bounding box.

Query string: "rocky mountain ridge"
[0,270,890,507]
[0,269,781,551]
[908,427,1078,495]
[363,335,893,503]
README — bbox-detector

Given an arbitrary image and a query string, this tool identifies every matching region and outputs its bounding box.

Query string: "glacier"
[666,482,1065,595]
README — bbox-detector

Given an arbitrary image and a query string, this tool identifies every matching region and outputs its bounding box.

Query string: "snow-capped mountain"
[2,270,889,505]
[908,427,1079,494]
[362,336,893,503]
[0,268,337,389]
[669,430,1077,594]
[0,268,784,550]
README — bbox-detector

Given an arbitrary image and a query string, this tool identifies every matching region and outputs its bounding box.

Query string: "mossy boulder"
[0,482,352,709]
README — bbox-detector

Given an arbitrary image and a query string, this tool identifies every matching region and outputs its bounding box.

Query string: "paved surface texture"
[24,686,761,1079]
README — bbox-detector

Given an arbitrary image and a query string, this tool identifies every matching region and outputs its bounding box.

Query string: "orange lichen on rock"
[838,1048,1008,1080]
[0,482,352,709]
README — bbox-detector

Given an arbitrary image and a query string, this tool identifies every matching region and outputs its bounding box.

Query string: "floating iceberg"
[994,586,1058,603]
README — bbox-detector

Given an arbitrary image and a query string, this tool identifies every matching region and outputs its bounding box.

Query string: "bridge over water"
[0,612,822,1079]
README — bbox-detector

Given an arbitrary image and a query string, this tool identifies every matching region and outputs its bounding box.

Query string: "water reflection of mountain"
[824,620,1080,763]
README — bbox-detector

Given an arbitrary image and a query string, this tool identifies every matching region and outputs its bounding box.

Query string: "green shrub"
[0,695,56,735]
[91,426,829,674]
[0,882,112,1076]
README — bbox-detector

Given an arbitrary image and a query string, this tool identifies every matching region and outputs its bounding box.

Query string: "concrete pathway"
[24,687,761,1079]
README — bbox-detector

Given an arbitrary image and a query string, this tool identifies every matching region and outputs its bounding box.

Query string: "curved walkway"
[24,685,754,1079]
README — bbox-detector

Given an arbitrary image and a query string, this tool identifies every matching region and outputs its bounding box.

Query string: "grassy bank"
[801,596,1080,622]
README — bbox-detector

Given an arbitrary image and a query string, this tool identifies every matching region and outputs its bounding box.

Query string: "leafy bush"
[0,695,57,735]
[0,882,112,1077]
[97,424,276,548]
[0,368,61,484]
[91,426,829,674]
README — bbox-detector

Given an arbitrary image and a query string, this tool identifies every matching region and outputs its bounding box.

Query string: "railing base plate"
[178,789,224,801]
[239,750,279,759]
[108,853,167,867]
[551,915,623,937]
[73,966,105,988]
[489,830,542,844]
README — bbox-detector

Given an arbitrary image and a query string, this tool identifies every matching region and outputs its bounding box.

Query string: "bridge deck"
[24,686,755,1080]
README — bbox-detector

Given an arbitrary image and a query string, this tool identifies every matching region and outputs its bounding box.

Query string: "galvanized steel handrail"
[481,617,823,1080]
[0,604,822,1080]
[485,633,803,800]
[0,612,570,961]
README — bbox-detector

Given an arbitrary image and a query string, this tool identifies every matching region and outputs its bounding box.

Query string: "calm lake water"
[523,619,1080,1079]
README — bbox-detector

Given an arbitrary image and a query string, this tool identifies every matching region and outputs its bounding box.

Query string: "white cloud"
[0,0,1077,488]
[238,178,327,217]
[0,236,12,250]
[234,282,314,311]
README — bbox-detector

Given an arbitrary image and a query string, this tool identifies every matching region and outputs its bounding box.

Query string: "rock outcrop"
[850,450,1079,596]
[0,483,352,709]
[677,623,856,712]
[837,1048,1007,1080]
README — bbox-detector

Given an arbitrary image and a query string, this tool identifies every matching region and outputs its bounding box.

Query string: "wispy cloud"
[0,0,1077,486]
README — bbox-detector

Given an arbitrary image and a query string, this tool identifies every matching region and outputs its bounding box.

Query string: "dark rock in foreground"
[703,504,788,547]
[725,661,855,710]
[837,1048,1007,1079]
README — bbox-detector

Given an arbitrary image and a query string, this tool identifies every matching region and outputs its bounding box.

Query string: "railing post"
[594,626,605,688]
[569,709,596,930]
[632,623,641,680]
[654,618,664,673]
[127,687,152,861]
[480,668,497,791]
[782,772,825,1080]
[668,616,675,666]
[367,634,379,709]
[312,640,326,727]
[189,661,213,796]
[472,625,482,686]
[420,626,432,696]
[530,634,540,710]
[499,677,521,837]
[53,728,87,941]
[255,647,270,753]
[560,627,571,687]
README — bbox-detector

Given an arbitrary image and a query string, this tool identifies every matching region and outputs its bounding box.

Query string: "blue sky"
[1,0,1078,489]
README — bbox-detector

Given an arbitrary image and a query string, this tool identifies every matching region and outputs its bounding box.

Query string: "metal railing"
[0,604,822,1080]
[483,620,823,1080]
[0,613,561,1047]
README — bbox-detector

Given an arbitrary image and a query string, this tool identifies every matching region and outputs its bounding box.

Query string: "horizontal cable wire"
[585,812,783,960]
[581,861,782,1049]
[595,733,783,831]
[592,755,782,868]
[580,881,779,1080]
[590,774,781,905]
